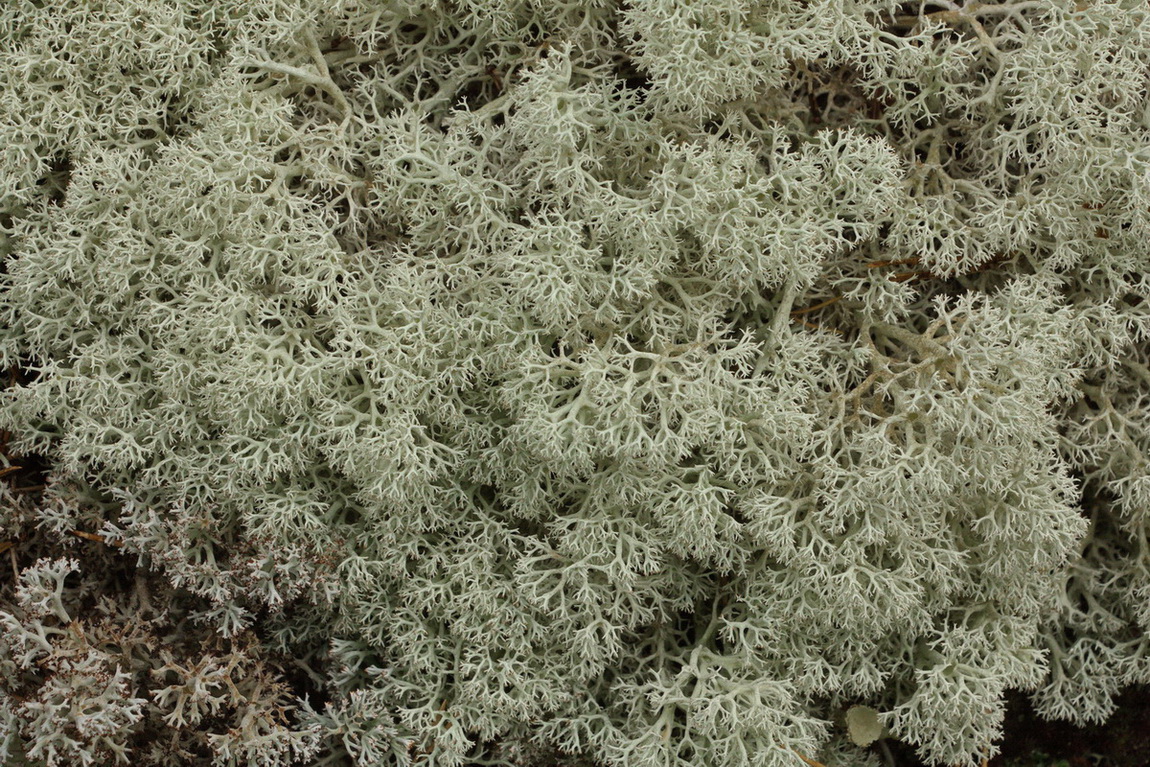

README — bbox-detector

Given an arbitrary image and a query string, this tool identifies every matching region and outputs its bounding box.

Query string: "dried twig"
[791,296,843,316]
[11,484,45,494]
[889,270,931,283]
[791,748,828,767]
[68,529,125,548]
[867,257,921,268]
[792,317,845,335]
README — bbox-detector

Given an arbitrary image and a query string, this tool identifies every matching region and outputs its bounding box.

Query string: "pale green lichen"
[1,1,1148,766]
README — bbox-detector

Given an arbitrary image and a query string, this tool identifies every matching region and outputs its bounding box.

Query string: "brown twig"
[791,317,845,335]
[790,296,842,316]
[791,748,828,767]
[11,484,45,494]
[889,270,931,283]
[68,529,125,548]
[867,257,921,269]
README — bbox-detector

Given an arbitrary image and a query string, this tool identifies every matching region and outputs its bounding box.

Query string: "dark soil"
[875,686,1150,767]
[991,686,1150,767]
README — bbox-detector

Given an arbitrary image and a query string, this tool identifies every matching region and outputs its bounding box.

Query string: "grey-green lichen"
[1,1,1148,765]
